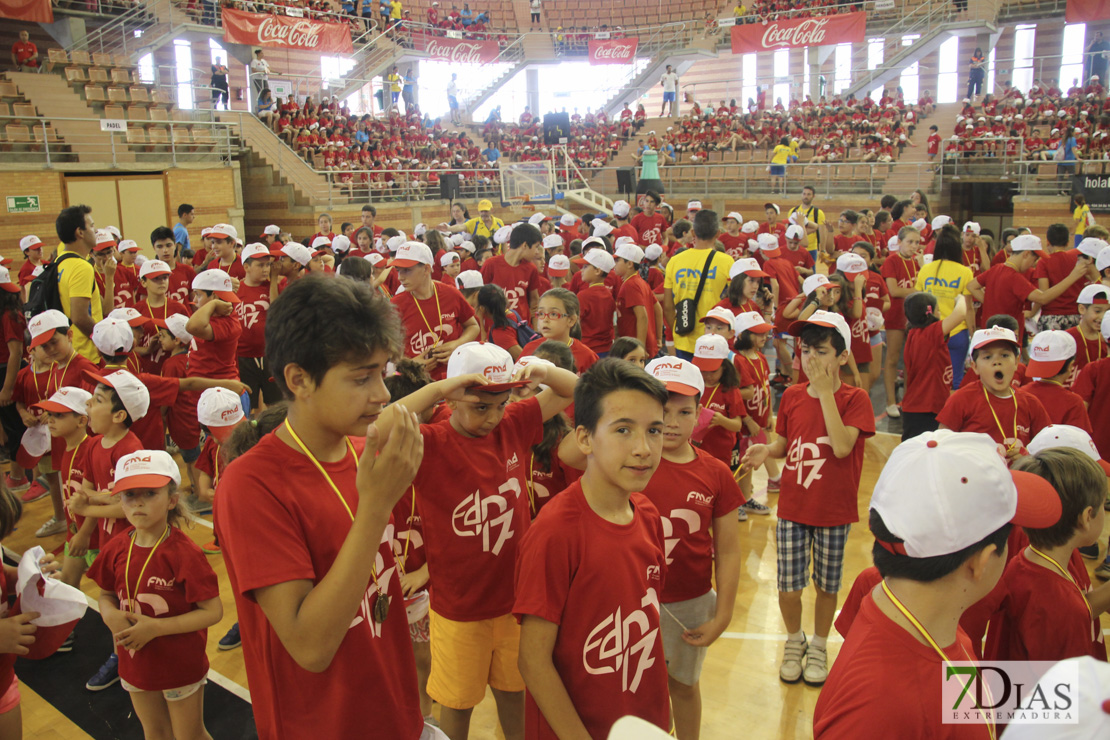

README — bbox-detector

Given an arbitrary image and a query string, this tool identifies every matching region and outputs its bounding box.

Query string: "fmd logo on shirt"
[922,275,964,290]
[506,452,519,473]
[675,266,719,282]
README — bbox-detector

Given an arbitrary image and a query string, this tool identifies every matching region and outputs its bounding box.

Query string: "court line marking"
[184,510,214,529]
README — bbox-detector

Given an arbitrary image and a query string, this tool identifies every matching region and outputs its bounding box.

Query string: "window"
[803,47,810,99]
[137,53,154,84]
[936,36,960,103]
[419,59,514,119]
[209,38,227,66]
[1012,24,1036,94]
[1060,23,1087,92]
[742,53,757,108]
[868,38,884,102]
[987,47,996,95]
[174,39,193,110]
[321,55,355,91]
[900,61,919,103]
[773,49,790,108]
[834,43,851,94]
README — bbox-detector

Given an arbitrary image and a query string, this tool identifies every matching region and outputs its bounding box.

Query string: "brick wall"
[0,171,66,262]
[165,167,241,236]
[1013,198,1076,235]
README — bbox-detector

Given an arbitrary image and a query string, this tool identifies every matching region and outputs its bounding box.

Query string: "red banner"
[730,12,865,54]
[0,0,53,23]
[413,34,502,64]
[221,8,353,54]
[1066,0,1110,21]
[588,37,639,65]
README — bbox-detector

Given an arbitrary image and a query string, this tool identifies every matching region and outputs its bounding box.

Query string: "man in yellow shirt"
[787,185,827,260]
[443,199,505,240]
[387,65,402,110]
[53,204,111,362]
[664,210,735,359]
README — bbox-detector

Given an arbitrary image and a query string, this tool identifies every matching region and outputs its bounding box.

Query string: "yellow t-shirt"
[787,205,825,255]
[390,1,402,19]
[1074,204,1091,236]
[771,144,792,165]
[464,216,505,239]
[388,73,402,93]
[56,246,103,362]
[664,247,734,353]
[914,258,973,336]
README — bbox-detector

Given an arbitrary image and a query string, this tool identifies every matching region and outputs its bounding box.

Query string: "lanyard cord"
[704,384,720,409]
[1026,546,1094,621]
[1079,326,1106,364]
[124,526,171,613]
[982,385,1019,452]
[411,283,444,348]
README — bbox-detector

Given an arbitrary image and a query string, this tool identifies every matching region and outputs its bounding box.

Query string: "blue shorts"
[770,164,785,176]
[448,96,459,110]
[663,91,676,102]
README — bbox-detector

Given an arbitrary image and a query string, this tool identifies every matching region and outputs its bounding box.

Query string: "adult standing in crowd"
[175,203,194,256]
[787,185,826,259]
[442,199,503,239]
[211,60,229,110]
[914,224,974,388]
[664,209,734,360]
[54,205,110,362]
[660,64,679,117]
[1087,31,1109,85]
[966,47,986,99]
[447,73,461,125]
[11,30,39,72]
[250,49,270,111]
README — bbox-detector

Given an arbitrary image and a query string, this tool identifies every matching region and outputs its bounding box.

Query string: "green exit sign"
[6,195,40,213]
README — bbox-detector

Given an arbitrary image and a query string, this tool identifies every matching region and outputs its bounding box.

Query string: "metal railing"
[52,0,146,19]
[71,0,163,56]
[1015,158,1107,197]
[551,19,705,58]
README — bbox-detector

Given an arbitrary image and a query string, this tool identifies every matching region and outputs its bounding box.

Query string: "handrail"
[70,0,162,56]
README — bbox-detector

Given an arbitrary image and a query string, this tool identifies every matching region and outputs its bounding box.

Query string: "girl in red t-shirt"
[900,292,966,441]
[694,336,754,468]
[475,284,523,360]
[522,289,599,374]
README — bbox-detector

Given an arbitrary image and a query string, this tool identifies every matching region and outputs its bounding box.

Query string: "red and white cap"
[152,313,192,344]
[386,235,406,253]
[646,357,705,396]
[241,243,273,263]
[192,269,241,303]
[887,234,902,252]
[446,342,530,393]
[19,235,42,252]
[1001,656,1110,740]
[741,220,760,234]
[440,251,460,267]
[559,213,578,226]
[614,243,644,264]
[687,200,702,212]
[1077,237,1109,259]
[112,449,180,492]
[802,273,831,296]
[693,333,731,371]
[592,220,614,238]
[0,267,18,294]
[94,229,117,252]
[32,386,92,416]
[644,244,664,261]
[363,252,386,268]
[836,252,869,278]
[542,234,563,250]
[331,235,352,254]
[701,306,737,329]
[1103,313,1110,342]
[963,221,981,235]
[455,270,483,290]
[931,215,952,231]
[785,224,806,241]
[208,223,238,240]
[197,387,245,430]
[1097,247,1110,274]
[85,369,150,421]
[584,249,615,273]
[734,311,772,334]
[1027,330,1076,378]
[612,200,631,218]
[108,307,151,328]
[139,259,171,279]
[28,310,69,348]
[457,239,477,254]
[1010,234,1042,252]
[311,235,332,250]
[724,211,743,223]
[493,225,513,244]
[391,241,433,268]
[1077,283,1110,305]
[1028,424,1110,475]
[92,317,134,356]
[789,309,851,351]
[870,430,1061,558]
[971,326,1020,350]
[117,239,140,253]
[261,224,281,237]
[200,227,213,237]
[729,257,768,279]
[547,255,570,277]
[757,233,781,254]
[414,223,428,237]
[278,242,314,266]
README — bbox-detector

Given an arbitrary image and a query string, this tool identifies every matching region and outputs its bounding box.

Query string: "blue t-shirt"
[173,223,190,251]
[482,147,501,163]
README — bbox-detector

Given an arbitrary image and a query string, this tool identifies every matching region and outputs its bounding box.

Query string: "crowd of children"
[0,186,1108,740]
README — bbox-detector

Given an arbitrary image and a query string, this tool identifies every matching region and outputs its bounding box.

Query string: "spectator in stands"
[257,88,276,127]
[447,73,461,125]
[459,1,472,25]
[660,64,679,117]
[175,204,194,256]
[530,0,541,25]
[402,68,417,112]
[11,30,39,73]
[1088,31,1110,83]
[481,141,501,164]
[967,47,986,100]
[211,61,229,110]
[250,49,270,112]
[387,66,402,110]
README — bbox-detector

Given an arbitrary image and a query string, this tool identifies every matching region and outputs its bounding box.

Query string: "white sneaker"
[737,507,748,521]
[742,499,771,515]
[803,643,829,686]
[885,404,901,418]
[36,516,66,538]
[780,635,807,683]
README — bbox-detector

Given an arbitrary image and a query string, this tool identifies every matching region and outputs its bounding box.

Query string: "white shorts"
[121,677,206,701]
[660,590,716,686]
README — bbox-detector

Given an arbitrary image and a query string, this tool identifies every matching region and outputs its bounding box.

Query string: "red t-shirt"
[392,485,426,576]
[1065,325,1108,385]
[936,385,1050,451]
[162,352,200,450]
[391,283,475,381]
[128,373,179,451]
[697,384,746,464]
[522,337,598,374]
[12,41,37,64]
[901,322,952,414]
[641,449,744,603]
[775,383,875,526]
[527,445,582,518]
[0,312,25,367]
[513,481,670,739]
[734,352,771,429]
[1073,357,1110,458]
[567,268,622,303]
[236,282,271,359]
[616,274,658,357]
[195,436,222,483]
[976,264,1036,343]
[719,232,747,260]
[880,254,919,331]
[577,283,616,355]
[214,433,424,740]
[1031,249,1082,315]
[167,262,196,306]
[1022,380,1092,432]
[86,431,144,547]
[779,246,814,273]
[187,313,242,380]
[833,566,882,638]
[481,255,540,321]
[413,397,543,621]
[814,595,992,740]
[17,259,43,287]
[847,311,872,365]
[59,437,96,547]
[134,299,190,376]
[763,256,801,302]
[212,258,246,281]
[49,353,100,398]
[630,212,669,246]
[87,528,220,691]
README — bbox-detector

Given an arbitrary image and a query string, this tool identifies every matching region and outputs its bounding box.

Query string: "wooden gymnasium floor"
[6,433,1110,740]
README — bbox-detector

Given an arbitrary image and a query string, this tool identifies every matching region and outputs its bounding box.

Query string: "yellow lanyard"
[881,581,997,740]
[213,441,221,488]
[65,434,87,488]
[124,526,170,614]
[526,453,536,515]
[898,254,919,285]
[411,283,444,348]
[397,486,417,575]
[741,352,767,389]
[1079,326,1106,365]
[1026,546,1094,621]
[703,384,720,409]
[982,385,1019,452]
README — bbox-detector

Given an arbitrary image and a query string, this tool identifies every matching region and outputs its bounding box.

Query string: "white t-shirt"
[661,72,678,93]
[447,79,458,98]
[250,58,270,78]
[530,0,541,9]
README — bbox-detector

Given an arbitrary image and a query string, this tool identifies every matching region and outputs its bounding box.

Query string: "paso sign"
[221,8,353,54]
[588,37,639,64]
[6,195,40,214]
[730,12,866,53]
[415,35,502,64]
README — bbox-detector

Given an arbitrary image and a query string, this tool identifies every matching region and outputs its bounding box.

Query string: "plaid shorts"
[776,519,852,593]
[1036,314,1080,333]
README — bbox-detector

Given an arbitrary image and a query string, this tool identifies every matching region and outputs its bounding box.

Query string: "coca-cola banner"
[413,34,502,64]
[0,0,53,23]
[1066,0,1110,22]
[730,12,866,54]
[222,8,353,54]
[588,37,639,65]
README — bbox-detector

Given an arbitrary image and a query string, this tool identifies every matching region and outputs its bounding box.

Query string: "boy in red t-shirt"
[1073,313,1110,479]
[481,224,543,322]
[134,259,190,376]
[1066,283,1110,386]
[742,311,875,687]
[150,227,196,306]
[236,244,279,406]
[1023,331,1093,432]
[577,249,617,355]
[614,244,662,357]
[186,269,243,380]
[814,431,1060,737]
[515,359,671,739]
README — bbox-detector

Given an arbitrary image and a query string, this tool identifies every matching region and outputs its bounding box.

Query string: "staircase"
[464,61,527,118]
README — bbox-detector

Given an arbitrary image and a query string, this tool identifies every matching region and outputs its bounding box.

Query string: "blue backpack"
[507,310,540,348]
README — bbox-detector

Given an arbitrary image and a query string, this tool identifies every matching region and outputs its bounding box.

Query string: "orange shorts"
[426,611,524,710]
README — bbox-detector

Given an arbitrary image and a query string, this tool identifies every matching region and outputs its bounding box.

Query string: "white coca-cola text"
[258,16,324,48]
[592,41,637,60]
[760,18,831,49]
[424,38,496,64]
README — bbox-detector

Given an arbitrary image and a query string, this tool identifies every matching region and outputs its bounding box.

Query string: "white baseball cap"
[19,235,42,252]
[1010,234,1042,252]
[28,310,70,348]
[197,387,246,430]
[311,235,332,251]
[331,235,352,254]
[108,307,151,328]
[241,243,273,263]
[118,239,140,253]
[32,387,92,416]
[692,333,731,371]
[364,252,386,268]
[789,309,851,351]
[734,311,772,334]
[450,233,466,247]
[391,241,433,268]
[493,225,513,245]
[542,234,563,250]
[785,224,805,240]
[112,449,180,492]
[870,430,1061,558]
[279,242,314,266]
[1077,237,1109,259]
[724,211,743,223]
[644,244,664,261]
[757,233,781,253]
[94,229,117,252]
[85,369,150,421]
[584,249,615,273]
[971,326,1020,350]
[445,342,530,393]
[1096,247,1110,273]
[701,306,737,329]
[192,269,241,303]
[1001,657,1110,740]
[615,243,644,264]
[261,224,281,236]
[457,239,477,253]
[208,223,238,240]
[455,270,483,290]
[1101,312,1110,341]
[646,357,705,396]
[687,200,702,212]
[963,221,981,235]
[559,213,578,227]
[153,313,192,344]
[612,200,631,218]
[729,257,768,279]
[931,215,952,231]
[802,273,831,296]
[200,227,213,237]
[547,255,571,276]
[1078,284,1110,305]
[836,252,869,278]
[413,223,427,237]
[592,220,614,238]
[1027,330,1077,378]
[138,259,171,279]
[440,251,460,268]
[741,220,760,234]
[527,212,546,226]
[911,219,927,231]
[105,225,122,241]
[887,235,902,252]
[1027,424,1110,474]
[92,317,135,356]
[0,267,17,295]
[386,235,406,253]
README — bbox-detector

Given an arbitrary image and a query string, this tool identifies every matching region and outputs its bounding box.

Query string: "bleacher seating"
[0,76,69,157]
[544,0,722,30]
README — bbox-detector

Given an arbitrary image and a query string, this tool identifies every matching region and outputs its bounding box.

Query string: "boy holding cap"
[813,430,1062,737]
[614,243,662,357]
[236,244,279,408]
[719,212,746,259]
[481,224,543,322]
[779,223,814,277]
[1065,283,1110,385]
[577,248,617,356]
[743,310,875,686]
[134,259,190,376]
[186,270,243,381]
[150,226,197,306]
[1023,331,1093,431]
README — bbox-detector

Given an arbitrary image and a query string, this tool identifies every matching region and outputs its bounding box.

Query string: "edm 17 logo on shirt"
[582,588,661,694]
[451,480,521,555]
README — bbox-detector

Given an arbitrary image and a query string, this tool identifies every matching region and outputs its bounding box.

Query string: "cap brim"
[740,322,773,334]
[842,269,867,279]
[93,244,116,252]
[1009,470,1063,528]
[390,258,426,268]
[692,356,724,371]
[762,248,781,257]
[141,270,171,279]
[788,318,835,338]
[548,268,569,277]
[470,380,531,394]
[125,317,151,327]
[743,269,770,278]
[208,231,234,239]
[84,370,114,388]
[1026,358,1068,378]
[662,380,701,396]
[1098,459,1110,476]
[215,290,241,304]
[113,473,176,493]
[971,336,1020,351]
[32,400,83,415]
[0,283,20,294]
[29,330,58,348]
